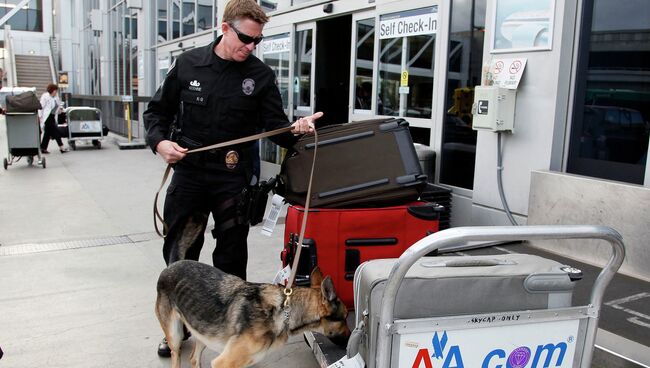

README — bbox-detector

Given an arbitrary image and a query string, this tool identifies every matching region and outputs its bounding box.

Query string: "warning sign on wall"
[490,58,527,89]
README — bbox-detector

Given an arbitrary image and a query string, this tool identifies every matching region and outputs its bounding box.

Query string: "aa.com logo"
[410,331,570,368]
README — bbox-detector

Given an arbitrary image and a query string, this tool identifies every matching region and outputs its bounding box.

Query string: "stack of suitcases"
[277,118,450,308]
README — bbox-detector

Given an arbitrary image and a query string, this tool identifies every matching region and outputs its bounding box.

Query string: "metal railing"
[67,94,151,138]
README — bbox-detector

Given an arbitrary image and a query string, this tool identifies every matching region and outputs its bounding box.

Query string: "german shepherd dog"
[155,260,351,368]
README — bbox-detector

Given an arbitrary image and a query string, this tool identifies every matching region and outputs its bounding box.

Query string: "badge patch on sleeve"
[225,150,239,169]
[242,78,255,95]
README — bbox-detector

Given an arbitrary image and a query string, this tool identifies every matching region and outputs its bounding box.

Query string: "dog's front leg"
[190,339,206,368]
[211,333,264,368]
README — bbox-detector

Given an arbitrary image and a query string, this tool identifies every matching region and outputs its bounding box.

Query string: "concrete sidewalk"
[0,124,319,367]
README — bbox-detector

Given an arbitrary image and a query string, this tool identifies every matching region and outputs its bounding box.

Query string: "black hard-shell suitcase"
[277,118,427,208]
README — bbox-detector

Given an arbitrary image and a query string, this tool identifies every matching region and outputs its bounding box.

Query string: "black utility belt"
[181,149,250,171]
[176,136,251,170]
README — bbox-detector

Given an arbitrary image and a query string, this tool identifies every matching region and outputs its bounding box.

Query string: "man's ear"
[320,276,337,302]
[310,266,324,288]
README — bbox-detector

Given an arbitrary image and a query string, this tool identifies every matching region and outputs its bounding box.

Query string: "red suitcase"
[281,202,441,308]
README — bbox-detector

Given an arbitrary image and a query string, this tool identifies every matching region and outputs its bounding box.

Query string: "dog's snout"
[330,333,350,348]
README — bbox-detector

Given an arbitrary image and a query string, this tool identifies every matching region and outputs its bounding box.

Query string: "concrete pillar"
[132,0,156,137]
[100,0,112,96]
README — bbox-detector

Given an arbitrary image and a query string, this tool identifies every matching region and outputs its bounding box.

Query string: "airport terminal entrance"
[315,15,352,126]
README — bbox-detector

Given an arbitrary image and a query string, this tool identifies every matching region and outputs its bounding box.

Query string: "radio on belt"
[472,85,516,132]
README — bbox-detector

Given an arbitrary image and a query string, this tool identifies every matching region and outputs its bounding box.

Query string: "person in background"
[39,84,68,154]
[143,0,320,357]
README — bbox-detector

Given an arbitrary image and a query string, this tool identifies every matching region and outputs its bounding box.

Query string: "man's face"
[222,19,264,62]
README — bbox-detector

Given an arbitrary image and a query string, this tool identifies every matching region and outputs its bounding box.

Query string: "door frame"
[293,21,316,119]
[348,9,378,122]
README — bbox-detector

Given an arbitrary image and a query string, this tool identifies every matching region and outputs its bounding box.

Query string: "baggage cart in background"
[342,225,625,368]
[3,112,46,169]
[63,107,103,150]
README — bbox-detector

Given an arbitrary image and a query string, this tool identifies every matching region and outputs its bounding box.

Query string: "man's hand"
[155,140,188,164]
[291,111,323,135]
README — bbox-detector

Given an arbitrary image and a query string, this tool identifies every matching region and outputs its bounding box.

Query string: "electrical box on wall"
[472,86,516,132]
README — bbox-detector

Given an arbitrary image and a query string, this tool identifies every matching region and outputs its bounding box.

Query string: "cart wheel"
[93,140,102,149]
[27,156,34,166]
[70,141,76,151]
[3,158,7,170]
[41,157,46,169]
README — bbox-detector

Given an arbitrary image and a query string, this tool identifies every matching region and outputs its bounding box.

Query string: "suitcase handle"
[304,130,374,150]
[373,225,626,368]
[420,258,516,267]
[407,203,443,221]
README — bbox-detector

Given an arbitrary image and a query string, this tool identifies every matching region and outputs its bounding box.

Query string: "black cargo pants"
[162,170,249,280]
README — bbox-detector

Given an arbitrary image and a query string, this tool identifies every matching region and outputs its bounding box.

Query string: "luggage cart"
[3,112,46,169]
[64,107,103,150]
[309,225,625,368]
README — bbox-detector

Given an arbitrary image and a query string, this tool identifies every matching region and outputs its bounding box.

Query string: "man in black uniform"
[144,0,320,357]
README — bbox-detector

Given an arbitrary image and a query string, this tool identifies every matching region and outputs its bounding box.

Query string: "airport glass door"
[260,31,292,164]
[377,6,437,120]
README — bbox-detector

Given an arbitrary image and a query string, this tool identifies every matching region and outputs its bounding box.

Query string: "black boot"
[157,328,191,358]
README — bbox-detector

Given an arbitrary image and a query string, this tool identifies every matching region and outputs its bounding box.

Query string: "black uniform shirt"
[143,36,296,176]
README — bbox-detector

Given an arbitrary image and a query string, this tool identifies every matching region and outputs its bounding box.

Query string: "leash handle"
[188,126,293,153]
[153,125,295,238]
[153,165,172,237]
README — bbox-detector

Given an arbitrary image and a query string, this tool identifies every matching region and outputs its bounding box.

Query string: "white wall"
[469,0,578,225]
[528,170,650,281]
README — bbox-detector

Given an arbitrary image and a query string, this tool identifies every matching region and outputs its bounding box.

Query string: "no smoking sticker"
[489,58,527,89]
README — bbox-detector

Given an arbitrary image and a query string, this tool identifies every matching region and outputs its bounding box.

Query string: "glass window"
[260,33,291,164]
[567,0,650,184]
[182,0,195,36]
[262,33,291,110]
[439,0,486,189]
[124,15,137,36]
[197,0,212,32]
[157,0,167,42]
[0,0,42,32]
[293,29,312,112]
[377,7,437,118]
[353,18,375,112]
[261,0,278,12]
[172,1,180,39]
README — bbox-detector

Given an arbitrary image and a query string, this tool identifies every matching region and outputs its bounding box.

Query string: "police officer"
[143,0,319,357]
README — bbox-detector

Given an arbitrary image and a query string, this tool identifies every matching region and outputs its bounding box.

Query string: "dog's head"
[310,267,351,347]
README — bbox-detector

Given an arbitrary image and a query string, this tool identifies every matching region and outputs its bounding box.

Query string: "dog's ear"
[320,276,338,302]
[310,266,324,288]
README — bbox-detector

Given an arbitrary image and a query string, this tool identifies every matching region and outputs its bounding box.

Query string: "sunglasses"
[229,23,264,45]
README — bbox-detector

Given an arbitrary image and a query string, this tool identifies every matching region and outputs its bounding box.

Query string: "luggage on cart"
[277,118,427,208]
[282,202,442,308]
[343,226,625,368]
[353,254,579,368]
[5,91,41,112]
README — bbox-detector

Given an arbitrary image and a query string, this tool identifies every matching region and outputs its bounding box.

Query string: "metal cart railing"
[365,225,625,368]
